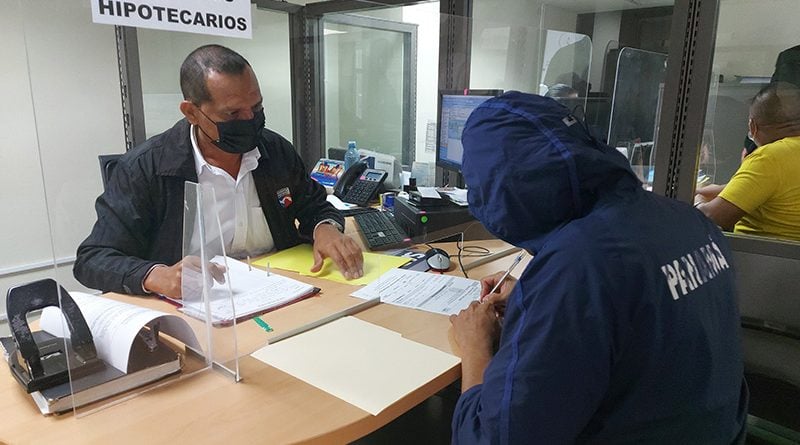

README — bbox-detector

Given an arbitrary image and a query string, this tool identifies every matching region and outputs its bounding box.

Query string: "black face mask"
[197,108,265,154]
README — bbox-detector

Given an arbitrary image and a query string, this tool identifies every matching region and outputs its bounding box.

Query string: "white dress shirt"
[189,125,275,258]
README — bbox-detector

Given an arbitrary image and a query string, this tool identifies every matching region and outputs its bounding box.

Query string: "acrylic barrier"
[0,0,234,419]
[608,48,668,188]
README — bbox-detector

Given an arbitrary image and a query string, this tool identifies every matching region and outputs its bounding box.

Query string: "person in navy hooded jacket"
[449,92,748,444]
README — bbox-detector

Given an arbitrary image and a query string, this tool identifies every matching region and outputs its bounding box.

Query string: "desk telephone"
[334,160,388,207]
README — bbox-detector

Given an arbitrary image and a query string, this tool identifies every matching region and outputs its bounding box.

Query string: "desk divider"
[53,182,237,418]
[178,182,241,381]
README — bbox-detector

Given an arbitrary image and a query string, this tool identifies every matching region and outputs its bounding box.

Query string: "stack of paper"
[179,256,318,325]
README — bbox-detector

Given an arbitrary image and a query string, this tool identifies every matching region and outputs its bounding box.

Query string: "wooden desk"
[0,239,518,444]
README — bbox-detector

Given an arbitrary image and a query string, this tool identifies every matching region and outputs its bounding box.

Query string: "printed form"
[352,268,480,316]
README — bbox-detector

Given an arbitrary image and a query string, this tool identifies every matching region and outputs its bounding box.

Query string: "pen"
[254,316,273,332]
[486,251,526,297]
[247,255,252,271]
[267,261,271,277]
[158,295,182,309]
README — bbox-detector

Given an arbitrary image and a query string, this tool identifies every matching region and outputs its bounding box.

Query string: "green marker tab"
[254,316,273,332]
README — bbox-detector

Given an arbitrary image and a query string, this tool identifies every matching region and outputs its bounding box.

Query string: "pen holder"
[380,192,395,211]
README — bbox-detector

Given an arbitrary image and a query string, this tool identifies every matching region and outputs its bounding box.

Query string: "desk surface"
[0,239,522,444]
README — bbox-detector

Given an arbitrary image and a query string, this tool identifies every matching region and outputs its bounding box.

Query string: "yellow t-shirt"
[719,136,800,241]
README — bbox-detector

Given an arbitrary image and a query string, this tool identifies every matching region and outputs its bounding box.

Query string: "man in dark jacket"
[449,92,747,443]
[74,45,363,297]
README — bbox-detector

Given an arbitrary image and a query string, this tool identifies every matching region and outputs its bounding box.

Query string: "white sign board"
[91,0,252,39]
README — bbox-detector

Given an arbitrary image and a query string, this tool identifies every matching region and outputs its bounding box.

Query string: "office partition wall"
[0,0,125,318]
[136,6,294,142]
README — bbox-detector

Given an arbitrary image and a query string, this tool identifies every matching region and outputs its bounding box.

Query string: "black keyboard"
[341,207,379,217]
[353,211,410,250]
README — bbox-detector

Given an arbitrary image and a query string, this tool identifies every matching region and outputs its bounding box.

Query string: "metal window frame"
[320,13,418,165]
[288,9,326,165]
[435,0,472,187]
[652,0,720,202]
[115,26,145,151]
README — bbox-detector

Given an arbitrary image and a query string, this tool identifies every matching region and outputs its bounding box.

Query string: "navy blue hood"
[462,91,640,253]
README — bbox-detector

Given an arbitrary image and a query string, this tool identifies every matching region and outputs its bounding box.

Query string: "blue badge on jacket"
[277,187,293,208]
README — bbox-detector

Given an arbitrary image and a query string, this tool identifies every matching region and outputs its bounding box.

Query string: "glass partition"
[698,0,800,244]
[470,0,675,189]
[0,0,247,420]
[181,182,241,381]
[703,0,800,187]
[539,29,592,99]
[608,48,668,189]
[321,3,440,172]
[0,0,122,307]
[322,7,435,166]
[323,15,409,165]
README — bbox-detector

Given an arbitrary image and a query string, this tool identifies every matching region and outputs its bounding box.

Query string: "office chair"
[729,238,800,443]
[327,147,347,161]
[98,154,122,191]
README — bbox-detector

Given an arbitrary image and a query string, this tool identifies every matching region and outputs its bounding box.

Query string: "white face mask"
[747,117,758,145]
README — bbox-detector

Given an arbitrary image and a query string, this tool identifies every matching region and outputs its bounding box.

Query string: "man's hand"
[450,301,501,391]
[479,271,518,318]
[696,196,746,231]
[143,256,226,299]
[311,223,364,280]
[694,183,725,206]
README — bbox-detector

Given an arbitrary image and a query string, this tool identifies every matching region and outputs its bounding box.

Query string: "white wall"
[589,11,621,88]
[400,2,440,163]
[471,0,542,92]
[0,0,126,322]
[138,6,294,141]
[470,1,577,94]
[714,0,800,82]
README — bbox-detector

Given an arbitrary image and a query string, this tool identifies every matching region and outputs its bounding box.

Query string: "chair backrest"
[98,154,122,191]
[729,235,800,435]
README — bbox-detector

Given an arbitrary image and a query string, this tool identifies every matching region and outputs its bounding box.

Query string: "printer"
[393,196,476,240]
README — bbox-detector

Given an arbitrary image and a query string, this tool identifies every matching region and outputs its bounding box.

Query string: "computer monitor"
[436,89,502,174]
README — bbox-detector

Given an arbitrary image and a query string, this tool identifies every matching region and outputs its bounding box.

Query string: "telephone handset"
[334,160,388,207]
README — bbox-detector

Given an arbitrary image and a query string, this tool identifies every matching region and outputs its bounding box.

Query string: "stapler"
[4,279,103,393]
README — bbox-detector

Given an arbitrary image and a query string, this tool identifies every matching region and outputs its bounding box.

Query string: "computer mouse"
[425,248,451,271]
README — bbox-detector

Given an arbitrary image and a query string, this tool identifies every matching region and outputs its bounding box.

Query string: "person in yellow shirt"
[696,82,800,241]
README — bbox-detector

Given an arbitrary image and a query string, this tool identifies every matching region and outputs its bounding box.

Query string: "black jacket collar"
[154,118,272,181]
[155,119,200,181]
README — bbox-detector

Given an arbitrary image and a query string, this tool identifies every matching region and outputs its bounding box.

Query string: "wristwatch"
[314,218,344,235]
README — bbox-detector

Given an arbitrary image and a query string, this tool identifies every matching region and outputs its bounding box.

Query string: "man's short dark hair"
[180,45,251,104]
[751,81,800,126]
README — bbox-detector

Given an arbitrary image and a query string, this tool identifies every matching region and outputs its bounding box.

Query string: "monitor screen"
[436,89,502,172]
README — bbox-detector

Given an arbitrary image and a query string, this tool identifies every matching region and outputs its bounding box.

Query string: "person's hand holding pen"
[478,251,525,318]
[479,272,518,318]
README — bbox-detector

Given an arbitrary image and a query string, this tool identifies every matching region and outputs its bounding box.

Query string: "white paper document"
[40,292,200,373]
[251,316,460,415]
[351,268,480,316]
[179,256,316,325]
[416,186,442,199]
[326,193,358,210]
[438,187,469,206]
